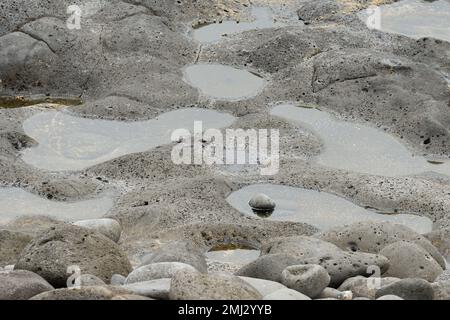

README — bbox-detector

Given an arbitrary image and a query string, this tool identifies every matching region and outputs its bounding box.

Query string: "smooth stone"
[338,276,401,299]
[15,224,132,287]
[30,286,133,300]
[248,193,276,211]
[73,218,122,243]
[263,288,311,300]
[110,274,126,286]
[121,278,171,299]
[317,287,352,300]
[377,295,404,300]
[375,279,434,300]
[169,270,262,300]
[0,230,32,266]
[318,221,446,269]
[125,262,197,284]
[281,264,330,298]
[140,240,207,273]
[111,294,153,300]
[0,270,54,300]
[380,241,443,282]
[259,236,390,287]
[238,276,288,296]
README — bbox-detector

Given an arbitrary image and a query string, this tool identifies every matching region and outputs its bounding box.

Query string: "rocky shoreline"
[1,0,450,300]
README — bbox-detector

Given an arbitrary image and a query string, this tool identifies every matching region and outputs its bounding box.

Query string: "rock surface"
[73,219,122,243]
[125,262,197,284]
[0,230,32,266]
[375,279,435,300]
[281,264,330,298]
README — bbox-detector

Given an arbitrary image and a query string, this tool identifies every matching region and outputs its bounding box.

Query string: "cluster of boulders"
[1,220,449,300]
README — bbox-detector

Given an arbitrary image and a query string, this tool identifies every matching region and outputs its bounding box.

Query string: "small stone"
[125,262,197,284]
[0,270,54,300]
[75,274,106,287]
[73,218,122,243]
[248,193,276,211]
[110,274,126,286]
[377,295,404,300]
[263,288,311,300]
[380,241,443,282]
[169,270,262,300]
[281,265,330,298]
[121,278,171,299]
[375,279,434,300]
[239,276,287,296]
[317,287,353,300]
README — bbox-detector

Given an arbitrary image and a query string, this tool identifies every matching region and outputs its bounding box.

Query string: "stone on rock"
[263,288,311,300]
[140,240,207,273]
[121,278,171,299]
[169,270,262,300]
[281,264,330,298]
[0,230,32,266]
[0,270,54,300]
[259,236,389,287]
[15,224,132,287]
[125,262,197,284]
[73,218,122,243]
[375,279,434,300]
[317,221,446,269]
[248,193,276,211]
[380,241,443,282]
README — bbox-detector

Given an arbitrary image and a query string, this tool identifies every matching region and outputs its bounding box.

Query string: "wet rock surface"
[1,0,450,301]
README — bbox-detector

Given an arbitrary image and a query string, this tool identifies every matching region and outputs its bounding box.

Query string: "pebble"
[121,278,171,299]
[0,270,54,300]
[281,264,330,298]
[125,262,197,284]
[248,193,276,211]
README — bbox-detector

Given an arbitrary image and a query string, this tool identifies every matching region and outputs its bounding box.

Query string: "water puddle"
[271,104,450,177]
[21,108,235,171]
[192,6,294,44]
[0,187,113,223]
[359,0,450,43]
[206,244,260,265]
[183,64,266,101]
[227,184,433,234]
[0,95,83,109]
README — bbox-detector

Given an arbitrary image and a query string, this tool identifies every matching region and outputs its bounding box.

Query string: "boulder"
[73,218,122,243]
[281,264,330,298]
[125,262,197,284]
[375,279,434,300]
[0,270,53,300]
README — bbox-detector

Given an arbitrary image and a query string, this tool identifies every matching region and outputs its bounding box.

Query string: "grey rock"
[436,269,450,283]
[110,274,126,286]
[380,241,443,282]
[140,240,207,273]
[169,270,262,300]
[317,222,446,269]
[0,270,54,300]
[425,228,450,263]
[281,264,330,298]
[263,288,311,300]
[317,287,349,300]
[338,276,400,299]
[121,278,171,300]
[258,236,389,287]
[0,230,31,266]
[125,262,197,284]
[375,279,434,300]
[111,294,153,300]
[30,285,133,300]
[431,281,450,300]
[248,193,276,211]
[73,218,122,243]
[15,224,132,287]
[239,276,288,296]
